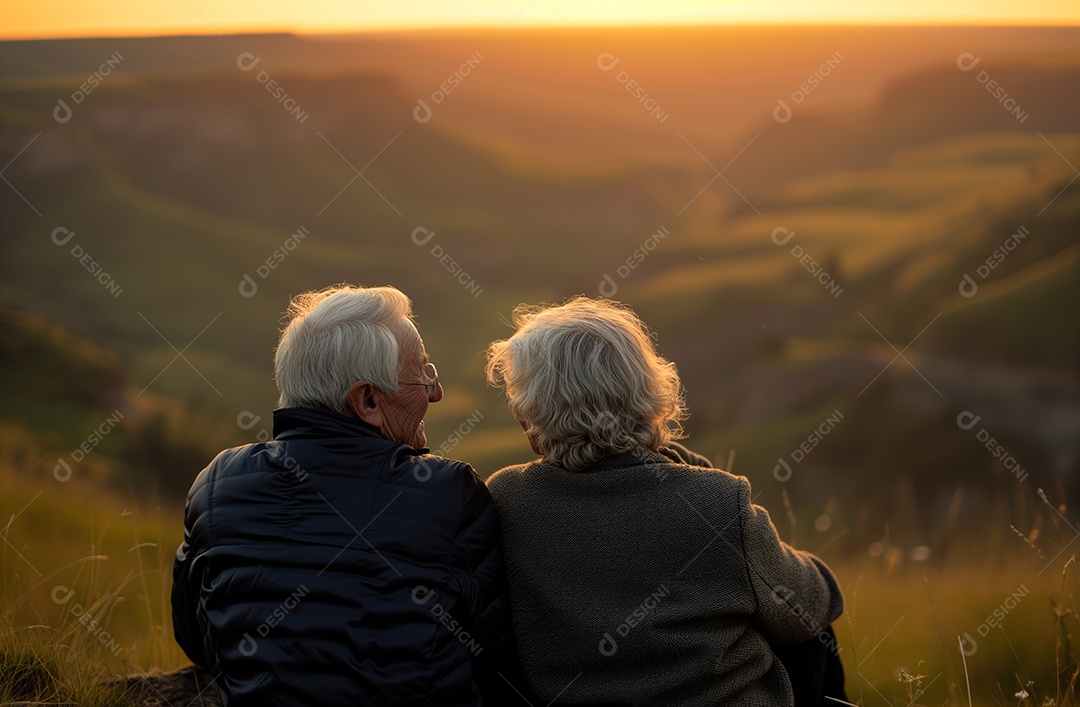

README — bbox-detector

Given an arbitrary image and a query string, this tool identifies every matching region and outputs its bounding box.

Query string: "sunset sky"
[3,0,1078,39]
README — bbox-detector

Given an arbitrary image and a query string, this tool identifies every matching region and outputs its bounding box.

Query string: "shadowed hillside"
[2,27,1078,545]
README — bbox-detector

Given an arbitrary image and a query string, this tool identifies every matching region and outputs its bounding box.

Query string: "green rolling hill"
[0,28,1077,554]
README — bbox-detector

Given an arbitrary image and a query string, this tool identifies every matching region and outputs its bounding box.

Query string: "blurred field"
[3,455,1079,705]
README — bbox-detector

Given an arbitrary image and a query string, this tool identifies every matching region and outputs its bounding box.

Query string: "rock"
[113,665,222,706]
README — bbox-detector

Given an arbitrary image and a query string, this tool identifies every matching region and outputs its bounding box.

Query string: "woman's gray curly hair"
[486,297,686,471]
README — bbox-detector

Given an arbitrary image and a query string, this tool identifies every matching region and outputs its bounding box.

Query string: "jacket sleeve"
[737,478,844,645]
[171,473,211,668]
[450,464,512,651]
[446,464,522,703]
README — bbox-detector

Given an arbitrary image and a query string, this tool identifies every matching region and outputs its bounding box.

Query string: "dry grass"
[2,453,1079,706]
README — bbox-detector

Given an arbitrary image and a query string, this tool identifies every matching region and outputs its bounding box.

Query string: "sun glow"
[2,0,1078,40]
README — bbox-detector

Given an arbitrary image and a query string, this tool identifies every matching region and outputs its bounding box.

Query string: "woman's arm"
[737,479,845,645]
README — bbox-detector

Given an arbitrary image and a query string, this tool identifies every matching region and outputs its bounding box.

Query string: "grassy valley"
[1,26,1079,703]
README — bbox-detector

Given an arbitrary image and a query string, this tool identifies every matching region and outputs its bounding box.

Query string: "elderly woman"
[485,297,846,707]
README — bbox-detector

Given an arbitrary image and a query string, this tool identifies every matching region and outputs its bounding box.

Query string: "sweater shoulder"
[486,461,541,500]
[664,461,751,492]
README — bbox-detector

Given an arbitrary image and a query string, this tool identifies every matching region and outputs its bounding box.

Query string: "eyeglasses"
[401,362,439,396]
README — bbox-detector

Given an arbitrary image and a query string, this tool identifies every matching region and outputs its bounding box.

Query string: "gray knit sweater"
[486,445,844,706]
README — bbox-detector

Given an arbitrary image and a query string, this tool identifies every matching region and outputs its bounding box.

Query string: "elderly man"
[172,285,511,705]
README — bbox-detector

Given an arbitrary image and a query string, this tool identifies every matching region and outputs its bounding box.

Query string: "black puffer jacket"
[172,407,510,706]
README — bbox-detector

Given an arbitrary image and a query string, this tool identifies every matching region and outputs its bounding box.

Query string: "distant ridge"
[3,26,1079,79]
[0,33,314,78]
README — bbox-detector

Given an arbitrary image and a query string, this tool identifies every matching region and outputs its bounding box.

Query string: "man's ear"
[347,381,384,430]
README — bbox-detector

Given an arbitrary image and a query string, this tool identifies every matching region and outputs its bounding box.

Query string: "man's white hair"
[274,285,413,414]
[486,296,686,471]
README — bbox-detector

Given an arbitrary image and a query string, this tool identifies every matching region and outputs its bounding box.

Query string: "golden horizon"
[3,0,1078,42]
[4,20,1080,42]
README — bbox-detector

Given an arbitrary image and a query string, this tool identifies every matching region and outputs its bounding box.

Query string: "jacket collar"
[272,406,386,441]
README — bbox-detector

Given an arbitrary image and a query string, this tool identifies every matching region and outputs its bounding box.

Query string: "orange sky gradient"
[3,0,1079,40]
